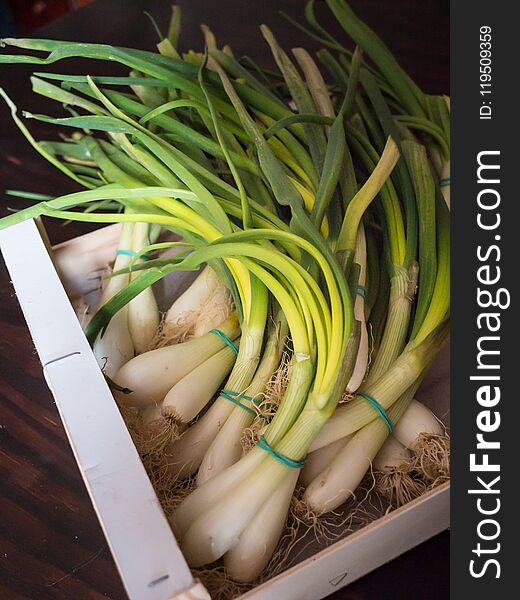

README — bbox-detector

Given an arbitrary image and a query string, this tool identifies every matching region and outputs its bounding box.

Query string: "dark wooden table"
[0,1,449,598]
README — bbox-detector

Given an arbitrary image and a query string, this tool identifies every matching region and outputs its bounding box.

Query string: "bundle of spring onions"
[0,0,449,586]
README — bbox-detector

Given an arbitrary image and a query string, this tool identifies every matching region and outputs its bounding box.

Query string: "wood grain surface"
[0,1,449,598]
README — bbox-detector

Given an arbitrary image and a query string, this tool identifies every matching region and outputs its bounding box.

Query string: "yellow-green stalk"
[196,312,288,484]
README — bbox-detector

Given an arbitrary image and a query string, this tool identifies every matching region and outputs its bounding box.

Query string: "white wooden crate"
[0,219,449,600]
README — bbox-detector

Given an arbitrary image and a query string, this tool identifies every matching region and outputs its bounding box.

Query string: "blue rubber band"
[440,177,450,188]
[256,435,305,469]
[356,284,367,298]
[358,392,393,432]
[210,329,239,354]
[116,249,150,261]
[219,390,256,416]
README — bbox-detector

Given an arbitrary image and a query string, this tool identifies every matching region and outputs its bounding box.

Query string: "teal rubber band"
[358,392,393,432]
[256,435,305,469]
[210,329,239,354]
[221,389,258,404]
[220,391,256,416]
[440,176,450,188]
[356,284,367,298]
[116,249,150,261]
